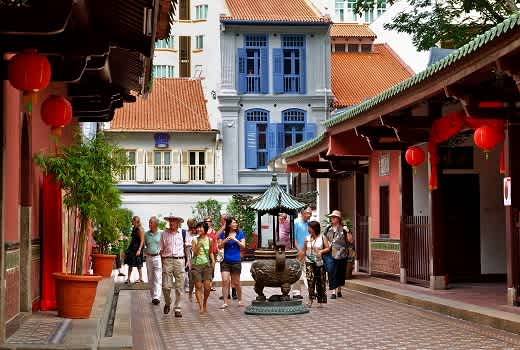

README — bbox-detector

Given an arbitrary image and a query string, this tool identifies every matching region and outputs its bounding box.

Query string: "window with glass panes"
[361,44,372,52]
[155,36,175,49]
[154,150,171,181]
[348,44,359,52]
[236,34,268,94]
[245,110,269,169]
[189,151,206,181]
[335,0,345,21]
[153,65,175,78]
[346,0,357,21]
[276,34,305,94]
[121,150,136,181]
[195,35,204,50]
[283,109,305,148]
[195,4,208,19]
[377,0,386,16]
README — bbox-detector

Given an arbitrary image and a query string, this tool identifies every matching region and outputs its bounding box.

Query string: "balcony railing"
[189,165,206,181]
[120,165,136,182]
[284,75,301,93]
[154,165,172,182]
[246,75,261,93]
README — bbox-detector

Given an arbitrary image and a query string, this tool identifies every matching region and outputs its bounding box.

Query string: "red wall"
[369,151,401,239]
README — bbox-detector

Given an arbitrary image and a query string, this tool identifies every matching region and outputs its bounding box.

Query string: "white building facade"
[152,0,222,128]
[310,0,388,23]
[218,6,333,186]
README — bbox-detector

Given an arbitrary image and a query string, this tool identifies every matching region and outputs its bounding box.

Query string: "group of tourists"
[293,207,356,308]
[123,213,245,317]
[122,206,355,316]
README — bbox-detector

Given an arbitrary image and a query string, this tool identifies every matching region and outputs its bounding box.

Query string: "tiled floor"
[132,285,520,350]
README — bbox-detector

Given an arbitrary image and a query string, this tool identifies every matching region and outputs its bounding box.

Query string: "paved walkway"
[131,285,520,350]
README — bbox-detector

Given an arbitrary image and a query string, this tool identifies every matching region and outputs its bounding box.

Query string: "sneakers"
[337,291,343,298]
[163,304,170,314]
[174,310,182,318]
[330,294,337,299]
[219,303,229,309]
[152,299,160,305]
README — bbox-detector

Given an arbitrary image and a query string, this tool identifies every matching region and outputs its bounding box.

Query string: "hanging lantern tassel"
[51,126,63,137]
[500,147,505,175]
[474,126,502,161]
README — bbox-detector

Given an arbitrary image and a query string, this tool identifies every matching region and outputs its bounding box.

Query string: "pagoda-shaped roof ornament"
[248,174,306,215]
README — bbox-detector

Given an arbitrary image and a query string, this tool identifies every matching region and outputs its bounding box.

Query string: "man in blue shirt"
[292,207,313,299]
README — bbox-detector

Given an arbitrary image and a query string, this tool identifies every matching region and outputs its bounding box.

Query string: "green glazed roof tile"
[248,174,306,215]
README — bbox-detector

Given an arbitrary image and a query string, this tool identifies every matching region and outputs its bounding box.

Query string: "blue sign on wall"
[154,133,169,148]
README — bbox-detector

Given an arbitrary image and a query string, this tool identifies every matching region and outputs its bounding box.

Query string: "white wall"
[369,0,429,73]
[121,192,233,231]
[109,131,215,151]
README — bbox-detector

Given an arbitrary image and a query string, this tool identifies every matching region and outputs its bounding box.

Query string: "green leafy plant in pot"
[34,132,127,318]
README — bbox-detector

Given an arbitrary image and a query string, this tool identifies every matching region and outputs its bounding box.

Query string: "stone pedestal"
[244,300,309,315]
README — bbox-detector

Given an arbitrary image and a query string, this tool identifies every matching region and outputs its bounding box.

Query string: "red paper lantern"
[8,49,51,93]
[41,95,72,135]
[474,126,503,153]
[405,146,425,167]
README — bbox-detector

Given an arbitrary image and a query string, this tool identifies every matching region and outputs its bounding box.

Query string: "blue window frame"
[245,109,269,169]
[283,109,306,148]
[273,35,306,94]
[237,34,268,94]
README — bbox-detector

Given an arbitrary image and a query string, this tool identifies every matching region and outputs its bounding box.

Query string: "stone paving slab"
[133,285,520,350]
[345,277,520,335]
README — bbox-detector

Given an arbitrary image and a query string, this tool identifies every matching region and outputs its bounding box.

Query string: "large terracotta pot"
[91,254,116,277]
[52,272,102,319]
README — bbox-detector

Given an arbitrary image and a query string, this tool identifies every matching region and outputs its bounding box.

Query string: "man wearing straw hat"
[160,213,188,317]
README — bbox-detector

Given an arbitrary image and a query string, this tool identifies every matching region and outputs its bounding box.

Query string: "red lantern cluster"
[473,126,503,154]
[8,49,51,93]
[41,96,72,136]
[405,146,425,167]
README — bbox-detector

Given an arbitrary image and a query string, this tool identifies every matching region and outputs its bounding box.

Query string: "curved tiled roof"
[332,44,413,108]
[282,13,520,160]
[324,13,520,129]
[249,174,306,215]
[109,78,210,132]
[221,0,330,24]
[330,23,376,38]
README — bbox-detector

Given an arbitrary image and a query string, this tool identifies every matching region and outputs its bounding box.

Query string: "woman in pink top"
[278,213,291,249]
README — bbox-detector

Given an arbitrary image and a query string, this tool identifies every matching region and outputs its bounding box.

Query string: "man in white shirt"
[160,214,189,317]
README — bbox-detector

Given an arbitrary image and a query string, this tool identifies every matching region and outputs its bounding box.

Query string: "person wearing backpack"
[325,210,349,299]
[160,214,189,317]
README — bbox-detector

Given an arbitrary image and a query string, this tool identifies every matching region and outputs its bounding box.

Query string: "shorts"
[221,261,242,274]
[191,264,213,282]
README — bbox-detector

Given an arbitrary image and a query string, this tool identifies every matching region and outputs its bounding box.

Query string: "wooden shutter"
[267,123,277,161]
[273,48,284,94]
[245,121,258,169]
[179,0,190,20]
[135,148,145,182]
[260,47,268,94]
[236,48,247,94]
[145,150,155,183]
[179,36,191,77]
[276,123,285,155]
[181,150,190,182]
[299,47,306,94]
[205,148,214,183]
[304,123,317,141]
[171,149,181,183]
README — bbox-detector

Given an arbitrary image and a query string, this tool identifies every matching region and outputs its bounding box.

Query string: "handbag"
[322,252,334,273]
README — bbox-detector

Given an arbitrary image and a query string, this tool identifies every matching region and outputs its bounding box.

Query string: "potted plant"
[34,132,127,318]
[92,204,130,277]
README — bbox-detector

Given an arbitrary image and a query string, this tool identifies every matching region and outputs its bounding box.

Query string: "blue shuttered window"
[273,48,284,93]
[279,35,306,94]
[304,123,317,141]
[245,110,269,169]
[237,34,268,94]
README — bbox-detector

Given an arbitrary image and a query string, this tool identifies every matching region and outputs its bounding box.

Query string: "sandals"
[134,279,144,284]
[124,280,130,284]
[219,303,229,309]
[238,301,244,307]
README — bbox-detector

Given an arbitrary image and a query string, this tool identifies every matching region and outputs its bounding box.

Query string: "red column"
[39,175,63,311]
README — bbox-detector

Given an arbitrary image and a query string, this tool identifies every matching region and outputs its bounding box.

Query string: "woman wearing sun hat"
[325,210,349,299]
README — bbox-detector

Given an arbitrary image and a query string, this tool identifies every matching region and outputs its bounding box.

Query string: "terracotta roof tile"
[221,0,329,23]
[109,78,210,132]
[332,44,413,108]
[330,24,376,38]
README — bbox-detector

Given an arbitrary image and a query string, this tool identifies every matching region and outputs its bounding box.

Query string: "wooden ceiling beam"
[297,161,332,170]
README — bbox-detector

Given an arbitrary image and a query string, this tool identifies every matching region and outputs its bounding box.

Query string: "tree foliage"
[354,0,519,51]
[192,198,223,228]
[227,195,256,246]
